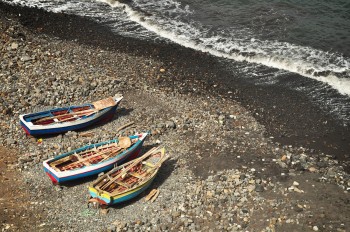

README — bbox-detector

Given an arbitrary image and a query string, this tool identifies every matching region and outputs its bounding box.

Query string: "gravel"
[0,6,349,232]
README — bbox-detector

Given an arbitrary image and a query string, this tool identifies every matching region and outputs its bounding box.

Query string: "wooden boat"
[88,147,167,205]
[43,133,148,184]
[19,95,123,136]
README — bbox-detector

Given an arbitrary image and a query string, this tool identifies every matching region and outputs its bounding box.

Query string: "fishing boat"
[43,133,148,184]
[88,147,167,206]
[19,95,123,136]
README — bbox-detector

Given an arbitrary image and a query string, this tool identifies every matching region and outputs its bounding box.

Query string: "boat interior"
[94,150,163,194]
[49,137,137,172]
[26,97,117,126]
[30,105,96,125]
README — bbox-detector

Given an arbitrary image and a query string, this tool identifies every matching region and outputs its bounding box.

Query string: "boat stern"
[43,159,62,184]
[19,114,32,135]
[88,187,112,205]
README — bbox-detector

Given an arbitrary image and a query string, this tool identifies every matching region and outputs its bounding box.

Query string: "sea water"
[2,0,350,124]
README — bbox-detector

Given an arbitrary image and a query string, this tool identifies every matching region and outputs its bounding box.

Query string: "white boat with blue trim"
[19,95,123,136]
[43,133,148,184]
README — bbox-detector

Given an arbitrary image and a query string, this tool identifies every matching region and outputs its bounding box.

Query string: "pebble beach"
[0,2,350,232]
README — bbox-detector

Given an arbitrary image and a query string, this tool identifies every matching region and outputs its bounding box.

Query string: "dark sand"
[1,2,350,231]
[1,2,348,169]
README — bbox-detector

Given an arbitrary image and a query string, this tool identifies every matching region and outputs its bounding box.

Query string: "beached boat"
[88,147,167,206]
[19,95,123,136]
[43,133,148,184]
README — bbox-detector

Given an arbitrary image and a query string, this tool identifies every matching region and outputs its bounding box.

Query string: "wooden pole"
[116,121,135,133]
[100,147,160,190]
[35,109,97,123]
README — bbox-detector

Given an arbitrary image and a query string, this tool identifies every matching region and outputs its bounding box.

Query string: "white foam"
[98,0,350,96]
[4,0,350,96]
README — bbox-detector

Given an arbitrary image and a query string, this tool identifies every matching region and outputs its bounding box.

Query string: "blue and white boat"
[19,95,123,136]
[43,133,148,184]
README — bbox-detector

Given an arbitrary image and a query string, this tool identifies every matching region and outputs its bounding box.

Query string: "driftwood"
[150,189,160,202]
[116,121,135,133]
[145,189,158,202]
[79,132,94,137]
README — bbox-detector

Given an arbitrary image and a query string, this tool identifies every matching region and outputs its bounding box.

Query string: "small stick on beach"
[150,189,160,203]
[116,121,135,133]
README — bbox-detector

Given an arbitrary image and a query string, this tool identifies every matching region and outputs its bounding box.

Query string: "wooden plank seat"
[115,181,132,188]
[128,172,144,179]
[142,161,155,168]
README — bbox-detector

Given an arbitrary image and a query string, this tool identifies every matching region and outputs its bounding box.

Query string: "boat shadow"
[77,107,134,132]
[59,175,98,188]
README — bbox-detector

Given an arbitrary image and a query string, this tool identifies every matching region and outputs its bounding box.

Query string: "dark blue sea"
[2,0,350,125]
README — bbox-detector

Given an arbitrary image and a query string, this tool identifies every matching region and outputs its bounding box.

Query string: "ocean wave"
[3,0,350,96]
[97,0,350,96]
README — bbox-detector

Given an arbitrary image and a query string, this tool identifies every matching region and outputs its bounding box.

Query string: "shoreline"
[1,2,348,166]
[1,2,349,231]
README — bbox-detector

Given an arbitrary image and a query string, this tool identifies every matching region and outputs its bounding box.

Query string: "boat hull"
[43,133,147,184]
[19,96,122,136]
[88,175,156,205]
[88,147,166,206]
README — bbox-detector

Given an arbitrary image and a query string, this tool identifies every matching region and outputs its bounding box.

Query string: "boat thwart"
[88,146,168,205]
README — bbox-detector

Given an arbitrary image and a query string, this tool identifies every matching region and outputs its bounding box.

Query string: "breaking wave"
[98,0,350,96]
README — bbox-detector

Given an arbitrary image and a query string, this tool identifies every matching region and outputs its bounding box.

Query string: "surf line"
[98,0,350,96]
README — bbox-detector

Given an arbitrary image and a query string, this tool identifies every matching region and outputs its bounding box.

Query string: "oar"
[108,150,168,195]
[58,111,97,123]
[96,147,158,190]
[35,109,97,123]
[101,147,160,190]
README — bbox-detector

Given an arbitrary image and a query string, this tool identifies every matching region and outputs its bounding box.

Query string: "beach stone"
[18,156,33,164]
[165,120,176,129]
[316,162,327,168]
[293,181,299,186]
[6,138,16,145]
[294,205,303,212]
[277,161,288,169]
[21,55,32,62]
[255,184,264,192]
[247,185,255,192]
[172,211,181,218]
[106,225,116,232]
[11,42,18,50]
[3,108,12,115]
